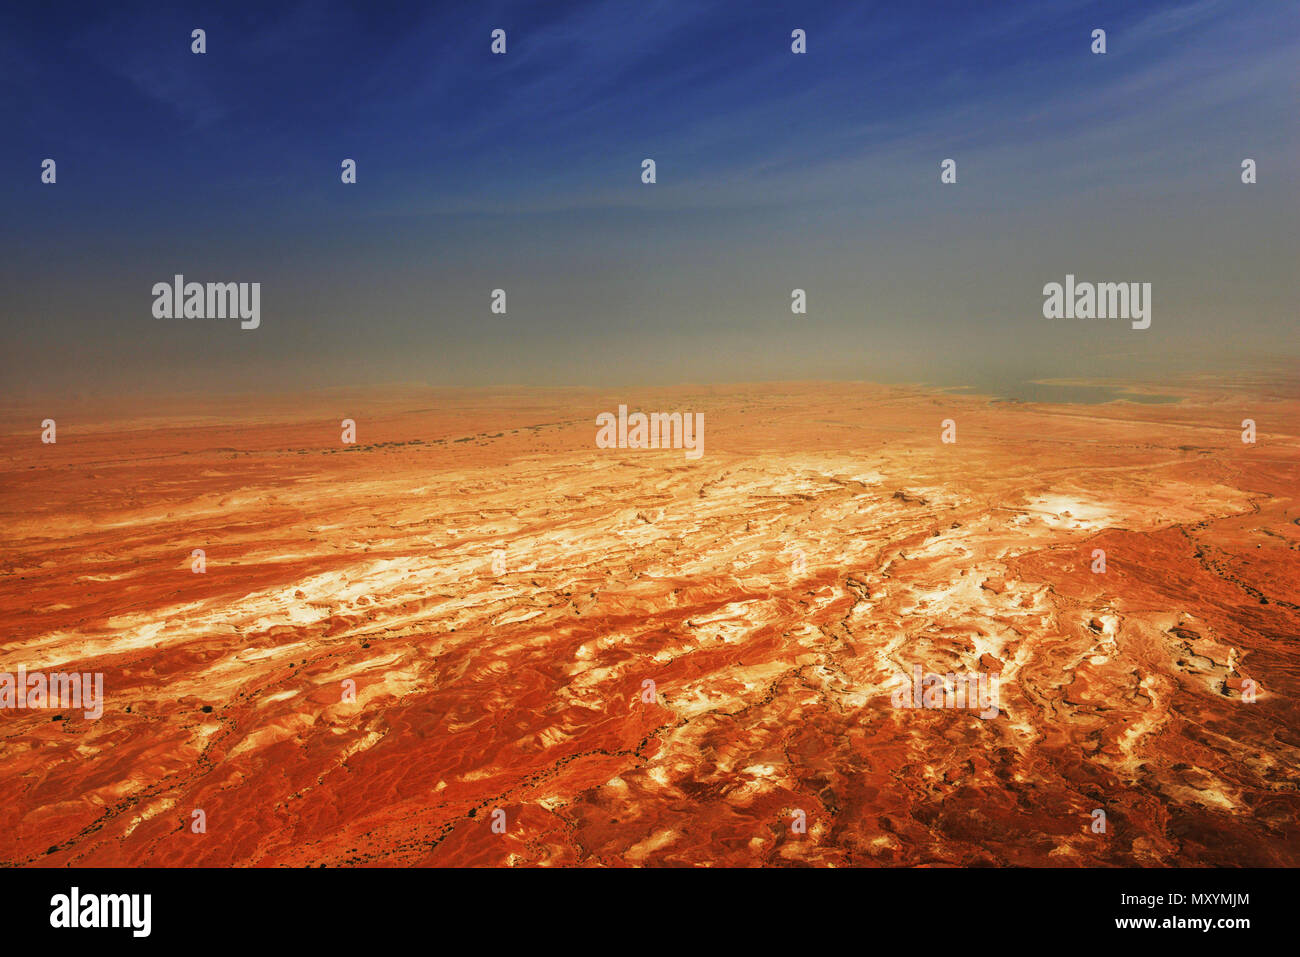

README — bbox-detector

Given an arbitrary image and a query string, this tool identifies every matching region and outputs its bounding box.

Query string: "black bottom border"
[0,866,1283,945]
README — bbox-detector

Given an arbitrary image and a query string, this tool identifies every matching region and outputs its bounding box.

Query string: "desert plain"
[1,377,1297,866]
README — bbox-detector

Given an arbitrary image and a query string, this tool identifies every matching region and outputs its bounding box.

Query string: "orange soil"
[1,380,1297,866]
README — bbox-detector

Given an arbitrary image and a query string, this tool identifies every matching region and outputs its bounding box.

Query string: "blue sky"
[2,0,1297,395]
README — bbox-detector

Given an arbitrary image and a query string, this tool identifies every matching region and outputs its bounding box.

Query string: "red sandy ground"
[0,379,1297,866]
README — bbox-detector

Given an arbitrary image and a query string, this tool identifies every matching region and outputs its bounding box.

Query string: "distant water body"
[941,381,1182,405]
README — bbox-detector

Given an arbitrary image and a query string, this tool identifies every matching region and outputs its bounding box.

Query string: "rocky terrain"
[1,379,1297,866]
